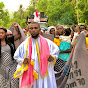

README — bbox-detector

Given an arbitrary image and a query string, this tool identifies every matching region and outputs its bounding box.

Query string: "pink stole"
[20,35,50,88]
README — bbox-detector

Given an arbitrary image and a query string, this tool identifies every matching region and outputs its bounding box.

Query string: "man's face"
[56,25,64,35]
[79,26,86,32]
[28,23,40,38]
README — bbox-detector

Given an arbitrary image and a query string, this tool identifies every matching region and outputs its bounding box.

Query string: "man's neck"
[31,34,39,39]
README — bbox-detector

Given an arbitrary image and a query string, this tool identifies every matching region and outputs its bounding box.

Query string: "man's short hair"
[28,22,40,29]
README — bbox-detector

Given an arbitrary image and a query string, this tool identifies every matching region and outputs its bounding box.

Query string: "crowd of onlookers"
[22,23,88,74]
[0,22,88,88]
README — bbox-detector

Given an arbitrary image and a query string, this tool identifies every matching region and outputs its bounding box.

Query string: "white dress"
[14,37,59,88]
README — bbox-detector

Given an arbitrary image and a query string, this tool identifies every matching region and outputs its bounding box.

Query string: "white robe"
[14,37,59,88]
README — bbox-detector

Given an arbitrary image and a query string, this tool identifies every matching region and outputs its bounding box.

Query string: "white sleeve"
[46,38,59,59]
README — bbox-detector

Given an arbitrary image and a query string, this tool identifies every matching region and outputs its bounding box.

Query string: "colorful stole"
[20,35,50,88]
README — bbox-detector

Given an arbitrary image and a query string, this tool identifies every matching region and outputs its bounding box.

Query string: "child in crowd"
[54,28,72,72]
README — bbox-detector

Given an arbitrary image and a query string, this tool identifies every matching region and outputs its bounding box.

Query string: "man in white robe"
[14,22,59,88]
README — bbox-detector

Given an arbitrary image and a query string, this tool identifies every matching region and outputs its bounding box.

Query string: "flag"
[33,11,40,22]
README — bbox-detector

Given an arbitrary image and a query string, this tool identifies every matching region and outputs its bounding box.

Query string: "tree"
[11,4,27,28]
[0,2,10,28]
[46,0,76,25]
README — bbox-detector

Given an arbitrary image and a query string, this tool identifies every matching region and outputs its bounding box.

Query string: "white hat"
[48,26,55,32]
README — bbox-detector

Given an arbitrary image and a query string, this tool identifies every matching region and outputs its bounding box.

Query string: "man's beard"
[31,33,39,39]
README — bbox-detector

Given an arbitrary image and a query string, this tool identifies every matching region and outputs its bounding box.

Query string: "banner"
[57,32,88,88]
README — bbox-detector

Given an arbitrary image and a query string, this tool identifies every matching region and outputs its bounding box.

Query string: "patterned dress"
[0,45,19,88]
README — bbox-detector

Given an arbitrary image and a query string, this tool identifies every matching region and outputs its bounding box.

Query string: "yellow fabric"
[54,38,61,47]
[31,60,38,80]
[14,37,38,79]
[13,37,30,78]
[13,64,28,78]
[35,40,40,64]
[52,56,56,66]
[86,37,88,51]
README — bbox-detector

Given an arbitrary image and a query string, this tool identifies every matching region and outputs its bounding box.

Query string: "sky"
[0,0,31,12]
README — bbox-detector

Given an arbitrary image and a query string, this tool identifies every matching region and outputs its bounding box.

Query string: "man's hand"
[47,55,54,62]
[23,58,29,65]
[13,22,18,27]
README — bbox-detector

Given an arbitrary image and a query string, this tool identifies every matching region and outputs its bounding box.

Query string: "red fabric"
[39,35,50,76]
[20,37,33,88]
[35,11,39,17]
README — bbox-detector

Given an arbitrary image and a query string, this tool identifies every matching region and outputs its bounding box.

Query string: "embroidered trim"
[13,64,28,78]
[35,40,40,64]
[13,37,38,79]
[52,55,56,66]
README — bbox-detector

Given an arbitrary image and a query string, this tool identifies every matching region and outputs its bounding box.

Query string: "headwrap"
[48,26,55,33]
[7,30,12,34]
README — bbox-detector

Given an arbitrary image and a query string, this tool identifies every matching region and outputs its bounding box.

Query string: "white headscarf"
[48,26,55,33]
[7,30,12,34]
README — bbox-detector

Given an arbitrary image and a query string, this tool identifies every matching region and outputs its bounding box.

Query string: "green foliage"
[0,2,5,9]
[36,0,48,13]
[0,19,4,27]
[58,11,74,25]
[26,6,36,16]
[10,4,27,29]
[0,2,10,28]
[1,0,88,29]
[45,0,75,25]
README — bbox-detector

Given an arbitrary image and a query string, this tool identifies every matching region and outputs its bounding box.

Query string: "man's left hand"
[47,55,54,62]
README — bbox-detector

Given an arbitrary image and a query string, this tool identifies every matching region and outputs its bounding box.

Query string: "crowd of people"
[0,22,88,88]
